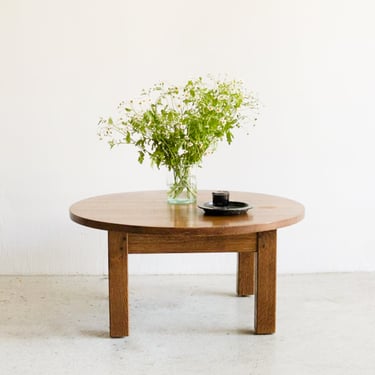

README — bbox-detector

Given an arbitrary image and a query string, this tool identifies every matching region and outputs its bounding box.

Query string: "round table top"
[69,191,304,235]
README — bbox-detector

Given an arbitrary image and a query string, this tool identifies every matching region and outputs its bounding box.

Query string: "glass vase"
[167,165,197,204]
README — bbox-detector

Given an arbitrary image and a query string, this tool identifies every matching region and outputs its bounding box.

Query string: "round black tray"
[198,201,251,216]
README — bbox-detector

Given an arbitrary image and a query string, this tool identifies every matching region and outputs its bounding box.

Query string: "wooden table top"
[69,191,304,235]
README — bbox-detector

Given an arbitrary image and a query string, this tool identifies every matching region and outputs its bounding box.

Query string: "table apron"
[126,232,257,254]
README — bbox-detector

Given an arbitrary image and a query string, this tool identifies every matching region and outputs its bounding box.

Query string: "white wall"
[1,0,375,274]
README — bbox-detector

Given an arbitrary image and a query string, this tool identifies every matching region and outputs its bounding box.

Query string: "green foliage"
[98,76,259,173]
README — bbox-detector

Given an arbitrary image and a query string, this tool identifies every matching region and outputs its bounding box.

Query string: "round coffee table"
[70,190,304,338]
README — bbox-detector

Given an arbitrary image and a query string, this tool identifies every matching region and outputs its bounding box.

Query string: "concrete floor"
[0,273,375,375]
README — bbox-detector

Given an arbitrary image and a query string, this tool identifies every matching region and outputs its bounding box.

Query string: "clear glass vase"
[167,166,197,204]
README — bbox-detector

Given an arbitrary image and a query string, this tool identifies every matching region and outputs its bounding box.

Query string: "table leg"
[255,230,277,334]
[237,252,255,296]
[108,231,129,338]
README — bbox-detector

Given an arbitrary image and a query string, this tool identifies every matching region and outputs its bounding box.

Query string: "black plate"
[198,201,252,216]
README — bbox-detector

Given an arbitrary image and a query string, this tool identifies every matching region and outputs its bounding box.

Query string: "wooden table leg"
[108,231,129,338]
[255,230,277,334]
[237,252,255,296]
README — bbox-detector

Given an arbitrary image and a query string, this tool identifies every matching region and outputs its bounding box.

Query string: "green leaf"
[138,151,145,164]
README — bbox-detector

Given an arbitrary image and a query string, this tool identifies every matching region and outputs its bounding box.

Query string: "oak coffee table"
[69,191,304,338]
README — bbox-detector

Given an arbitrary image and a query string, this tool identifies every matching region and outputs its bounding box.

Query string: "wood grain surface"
[108,231,129,337]
[255,230,277,334]
[237,252,256,296]
[70,191,304,235]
